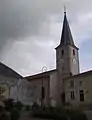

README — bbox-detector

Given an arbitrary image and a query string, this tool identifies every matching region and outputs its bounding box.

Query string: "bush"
[0,106,5,112]
[14,101,23,110]
[10,108,20,120]
[3,99,15,111]
[25,105,30,111]
[31,102,40,111]
[32,105,87,120]
[0,112,10,120]
[32,111,68,120]
[32,105,68,120]
[68,109,87,120]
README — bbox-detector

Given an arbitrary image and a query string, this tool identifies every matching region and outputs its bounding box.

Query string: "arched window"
[71,91,75,99]
[62,49,64,57]
[73,49,75,55]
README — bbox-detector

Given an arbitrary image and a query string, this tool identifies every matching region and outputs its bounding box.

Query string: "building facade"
[24,11,92,106]
[0,62,23,102]
[65,70,92,106]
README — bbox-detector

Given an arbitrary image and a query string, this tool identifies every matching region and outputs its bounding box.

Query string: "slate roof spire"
[60,9,75,46]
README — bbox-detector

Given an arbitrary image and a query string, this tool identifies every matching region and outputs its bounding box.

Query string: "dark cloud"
[1,0,92,75]
[0,0,70,51]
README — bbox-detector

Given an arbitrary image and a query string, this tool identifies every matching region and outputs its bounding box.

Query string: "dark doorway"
[80,90,84,101]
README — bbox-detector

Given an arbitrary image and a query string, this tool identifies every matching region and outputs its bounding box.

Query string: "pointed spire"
[60,9,75,46]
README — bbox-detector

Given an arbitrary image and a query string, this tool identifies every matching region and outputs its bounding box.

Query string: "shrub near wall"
[0,112,10,120]
[25,105,31,111]
[32,105,68,120]
[1,99,21,120]
[14,101,24,110]
[68,109,87,120]
[0,105,10,120]
[32,104,87,120]
[10,108,20,120]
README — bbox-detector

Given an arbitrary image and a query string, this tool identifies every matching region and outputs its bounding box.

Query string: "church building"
[0,10,92,107]
[25,11,92,106]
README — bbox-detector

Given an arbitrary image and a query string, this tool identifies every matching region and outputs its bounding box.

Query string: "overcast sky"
[0,0,92,76]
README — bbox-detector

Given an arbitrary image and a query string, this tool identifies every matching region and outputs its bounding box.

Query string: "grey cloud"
[1,37,56,76]
[1,0,92,40]
[1,0,92,75]
[0,1,89,40]
[0,0,70,52]
[0,0,71,51]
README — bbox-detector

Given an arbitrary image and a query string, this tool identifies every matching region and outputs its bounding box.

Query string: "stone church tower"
[55,11,80,104]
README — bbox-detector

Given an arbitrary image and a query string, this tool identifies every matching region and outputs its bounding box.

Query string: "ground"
[84,111,92,120]
[19,111,50,120]
[19,110,92,120]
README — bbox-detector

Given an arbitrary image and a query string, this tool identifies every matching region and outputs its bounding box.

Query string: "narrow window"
[73,49,75,55]
[61,92,65,103]
[80,90,84,101]
[70,72,73,76]
[71,91,75,99]
[41,87,45,100]
[62,49,64,57]
[79,81,82,86]
[70,80,74,88]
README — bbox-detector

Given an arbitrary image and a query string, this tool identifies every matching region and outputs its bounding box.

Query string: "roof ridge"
[0,61,23,78]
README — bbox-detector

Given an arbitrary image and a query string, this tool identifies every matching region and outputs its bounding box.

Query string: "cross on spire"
[64,5,66,15]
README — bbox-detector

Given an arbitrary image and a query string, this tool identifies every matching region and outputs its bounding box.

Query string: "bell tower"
[56,10,79,78]
[55,10,80,104]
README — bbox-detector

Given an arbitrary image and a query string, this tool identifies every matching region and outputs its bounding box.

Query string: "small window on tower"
[71,91,75,99]
[79,81,82,86]
[70,80,74,88]
[62,67,64,72]
[73,49,75,55]
[62,49,64,57]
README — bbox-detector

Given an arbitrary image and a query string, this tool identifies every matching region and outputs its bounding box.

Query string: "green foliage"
[68,109,87,120]
[0,99,23,120]
[25,105,31,111]
[0,113,10,120]
[32,105,87,120]
[32,105,68,120]
[32,110,68,120]
[0,106,5,112]
[14,101,23,110]
[31,102,40,111]
[10,108,20,120]
[3,98,15,111]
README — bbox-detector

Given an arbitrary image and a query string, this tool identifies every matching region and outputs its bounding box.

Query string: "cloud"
[1,37,56,76]
[1,0,92,76]
[0,0,71,52]
[0,0,66,38]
